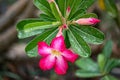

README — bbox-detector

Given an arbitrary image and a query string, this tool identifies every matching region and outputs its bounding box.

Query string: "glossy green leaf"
[39,14,56,21]
[34,0,54,17]
[78,0,95,9]
[63,30,71,48]
[17,19,42,38]
[76,58,99,71]
[104,0,118,18]
[70,9,86,20]
[76,70,102,78]
[79,13,98,18]
[101,75,118,80]
[49,1,62,22]
[17,19,60,39]
[67,27,91,57]
[71,25,104,44]
[102,40,113,58]
[25,28,58,57]
[68,0,82,19]
[69,0,95,20]
[57,0,66,17]
[73,12,98,20]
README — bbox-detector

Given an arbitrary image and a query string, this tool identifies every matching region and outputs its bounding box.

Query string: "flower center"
[51,49,61,56]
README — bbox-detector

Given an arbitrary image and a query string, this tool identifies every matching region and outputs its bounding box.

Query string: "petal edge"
[38,42,51,57]
[51,36,66,51]
[39,55,56,70]
[62,49,78,63]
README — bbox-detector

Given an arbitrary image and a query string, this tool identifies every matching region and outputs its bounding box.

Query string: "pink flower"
[38,35,78,75]
[75,18,100,25]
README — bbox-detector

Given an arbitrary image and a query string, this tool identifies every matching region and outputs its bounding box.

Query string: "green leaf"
[69,0,95,20]
[102,40,113,58]
[57,0,66,17]
[78,0,95,9]
[17,19,60,39]
[25,28,58,57]
[79,13,98,18]
[104,0,118,18]
[34,0,54,17]
[76,70,102,78]
[67,26,91,57]
[73,12,98,20]
[17,19,42,38]
[76,58,99,71]
[68,0,82,19]
[39,14,56,21]
[49,1,62,22]
[98,54,106,72]
[77,0,95,12]
[70,9,86,20]
[63,30,71,48]
[101,75,118,80]
[71,25,104,44]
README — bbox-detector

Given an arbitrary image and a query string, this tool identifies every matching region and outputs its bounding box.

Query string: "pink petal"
[39,55,56,70]
[62,49,78,63]
[51,36,66,51]
[38,42,51,57]
[89,18,100,24]
[54,56,68,75]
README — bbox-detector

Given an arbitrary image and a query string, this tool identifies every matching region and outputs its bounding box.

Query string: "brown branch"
[0,0,28,32]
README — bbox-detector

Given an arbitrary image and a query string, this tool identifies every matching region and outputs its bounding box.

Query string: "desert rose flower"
[38,35,78,75]
[75,18,100,25]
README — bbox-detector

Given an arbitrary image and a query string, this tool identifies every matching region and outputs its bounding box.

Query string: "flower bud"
[66,6,71,19]
[75,18,100,25]
[48,0,54,3]
[66,6,71,13]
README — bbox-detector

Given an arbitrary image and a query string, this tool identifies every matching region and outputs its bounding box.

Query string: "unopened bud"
[66,6,71,19]
[75,18,100,25]
[67,6,71,13]
[48,0,54,3]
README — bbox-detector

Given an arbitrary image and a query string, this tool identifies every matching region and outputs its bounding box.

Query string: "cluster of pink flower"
[38,0,100,75]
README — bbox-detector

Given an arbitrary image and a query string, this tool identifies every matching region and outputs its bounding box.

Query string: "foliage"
[17,0,104,57]
[99,0,120,29]
[75,40,120,80]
